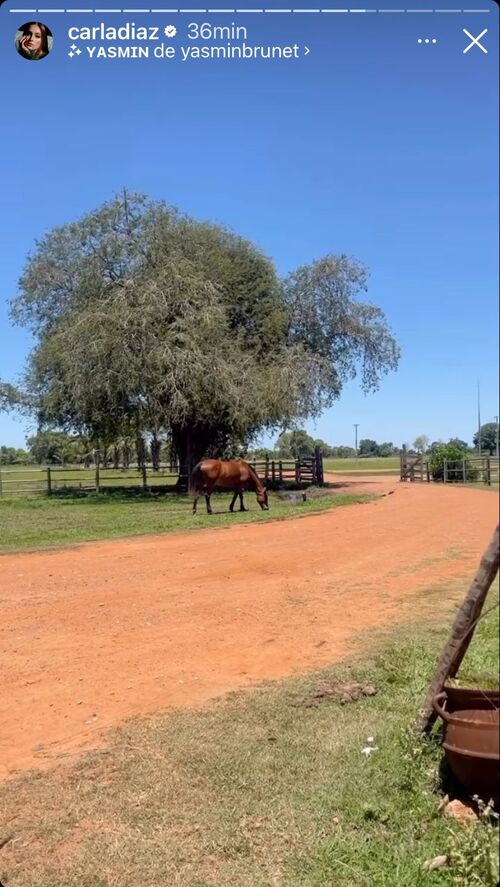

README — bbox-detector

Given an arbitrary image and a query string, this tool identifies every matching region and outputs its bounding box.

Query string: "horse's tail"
[189,461,204,496]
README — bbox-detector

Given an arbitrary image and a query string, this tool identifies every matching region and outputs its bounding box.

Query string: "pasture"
[324,456,400,474]
[0,464,180,496]
[0,457,399,499]
[0,488,372,553]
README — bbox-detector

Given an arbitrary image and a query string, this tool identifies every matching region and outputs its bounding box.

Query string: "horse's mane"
[244,460,265,491]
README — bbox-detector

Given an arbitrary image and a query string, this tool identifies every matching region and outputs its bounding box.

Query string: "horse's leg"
[205,492,213,515]
[192,493,198,515]
[229,490,238,513]
[239,491,247,512]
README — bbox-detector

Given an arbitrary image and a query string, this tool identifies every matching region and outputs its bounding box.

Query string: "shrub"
[430,443,475,482]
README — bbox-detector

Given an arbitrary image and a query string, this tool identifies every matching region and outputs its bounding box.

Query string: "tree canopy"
[276,430,316,460]
[25,431,90,465]
[0,445,30,465]
[473,423,499,456]
[413,435,429,454]
[7,193,401,473]
[358,438,379,456]
[447,437,469,453]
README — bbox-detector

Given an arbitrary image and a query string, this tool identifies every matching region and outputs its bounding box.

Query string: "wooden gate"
[251,447,324,487]
[400,454,430,482]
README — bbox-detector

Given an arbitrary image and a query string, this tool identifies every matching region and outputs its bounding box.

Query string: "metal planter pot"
[433,686,499,805]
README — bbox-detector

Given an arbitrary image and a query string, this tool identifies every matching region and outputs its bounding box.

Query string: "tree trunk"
[136,434,145,472]
[112,445,120,470]
[122,443,130,470]
[171,423,215,490]
[418,524,499,733]
[151,433,161,471]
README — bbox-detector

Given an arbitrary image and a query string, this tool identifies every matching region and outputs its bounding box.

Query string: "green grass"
[1,584,497,886]
[324,457,400,475]
[0,489,374,553]
[448,593,500,689]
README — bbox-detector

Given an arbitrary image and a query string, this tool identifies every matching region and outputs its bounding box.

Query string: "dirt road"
[1,477,497,777]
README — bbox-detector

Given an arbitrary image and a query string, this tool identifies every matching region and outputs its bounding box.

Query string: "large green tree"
[313,438,335,457]
[0,446,29,465]
[8,194,401,477]
[413,435,429,454]
[0,382,28,412]
[26,431,90,464]
[276,429,316,460]
[378,442,395,457]
[358,438,379,456]
[448,437,469,453]
[282,255,400,396]
[473,423,499,456]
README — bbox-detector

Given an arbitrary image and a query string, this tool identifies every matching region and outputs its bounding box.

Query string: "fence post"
[418,525,499,733]
[95,450,100,493]
[265,454,269,480]
[47,466,52,496]
[443,459,448,484]
[463,459,466,484]
[400,450,407,481]
[486,457,491,486]
[295,460,300,484]
[142,462,148,491]
[279,460,283,482]
[0,467,2,497]
[314,445,324,486]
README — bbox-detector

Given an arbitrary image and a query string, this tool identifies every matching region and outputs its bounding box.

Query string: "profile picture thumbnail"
[15,21,53,60]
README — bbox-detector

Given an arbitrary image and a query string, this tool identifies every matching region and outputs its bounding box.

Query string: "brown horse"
[190,459,269,515]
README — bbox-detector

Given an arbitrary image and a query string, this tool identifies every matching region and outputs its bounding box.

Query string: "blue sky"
[0,2,498,451]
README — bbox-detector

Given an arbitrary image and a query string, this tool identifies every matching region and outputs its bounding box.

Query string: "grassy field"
[0,582,497,887]
[0,488,374,554]
[323,457,400,475]
[0,465,179,496]
[0,459,402,494]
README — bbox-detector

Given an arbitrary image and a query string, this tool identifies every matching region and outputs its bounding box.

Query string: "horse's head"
[256,487,269,510]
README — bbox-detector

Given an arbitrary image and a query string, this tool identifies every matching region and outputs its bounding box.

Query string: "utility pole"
[477,381,481,456]
[123,186,131,234]
[353,424,359,460]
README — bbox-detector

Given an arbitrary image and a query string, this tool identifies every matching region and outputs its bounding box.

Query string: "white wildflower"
[361,746,378,757]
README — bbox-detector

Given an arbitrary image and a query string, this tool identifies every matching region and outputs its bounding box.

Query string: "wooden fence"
[0,450,324,497]
[400,454,499,486]
[251,449,324,487]
[443,456,499,486]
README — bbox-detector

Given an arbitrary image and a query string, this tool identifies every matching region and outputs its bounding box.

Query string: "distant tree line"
[2,423,497,467]
[0,430,175,468]
[250,430,400,460]
[409,425,498,457]
[0,446,31,465]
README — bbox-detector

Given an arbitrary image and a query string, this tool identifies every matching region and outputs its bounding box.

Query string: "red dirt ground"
[1,476,498,778]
